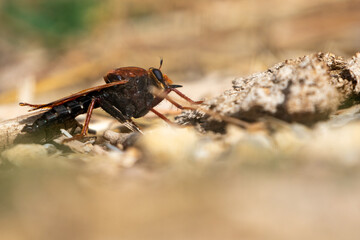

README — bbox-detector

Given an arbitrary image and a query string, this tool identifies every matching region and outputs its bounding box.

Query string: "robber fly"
[20,60,201,138]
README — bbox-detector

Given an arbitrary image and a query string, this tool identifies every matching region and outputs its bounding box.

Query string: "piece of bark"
[0,111,80,150]
[176,52,360,132]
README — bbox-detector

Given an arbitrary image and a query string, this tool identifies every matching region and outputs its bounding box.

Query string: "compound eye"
[152,69,163,81]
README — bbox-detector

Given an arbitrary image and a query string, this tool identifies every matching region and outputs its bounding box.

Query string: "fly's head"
[148,59,182,90]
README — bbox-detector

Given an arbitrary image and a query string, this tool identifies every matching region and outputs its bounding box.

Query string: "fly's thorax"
[104,72,122,83]
[103,67,148,83]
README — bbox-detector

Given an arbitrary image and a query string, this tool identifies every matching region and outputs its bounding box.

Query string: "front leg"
[170,88,203,105]
[149,88,199,127]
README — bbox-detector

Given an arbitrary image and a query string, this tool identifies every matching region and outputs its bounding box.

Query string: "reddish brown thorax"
[104,67,148,83]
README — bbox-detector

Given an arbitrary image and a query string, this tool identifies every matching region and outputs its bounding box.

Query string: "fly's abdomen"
[22,96,94,133]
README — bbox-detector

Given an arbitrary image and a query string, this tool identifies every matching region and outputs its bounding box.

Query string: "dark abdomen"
[22,95,95,133]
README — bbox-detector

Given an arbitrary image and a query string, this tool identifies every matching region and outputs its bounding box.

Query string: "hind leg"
[63,98,97,142]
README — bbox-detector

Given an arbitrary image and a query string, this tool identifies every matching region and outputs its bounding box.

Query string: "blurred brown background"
[0,0,359,119]
[1,1,360,240]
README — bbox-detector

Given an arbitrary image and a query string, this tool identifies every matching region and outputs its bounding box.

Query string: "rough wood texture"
[176,52,360,132]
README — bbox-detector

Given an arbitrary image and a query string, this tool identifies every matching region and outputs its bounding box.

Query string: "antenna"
[159,58,163,69]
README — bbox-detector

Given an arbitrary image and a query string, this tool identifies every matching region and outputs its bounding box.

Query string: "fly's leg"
[164,95,197,111]
[170,88,203,105]
[80,98,97,136]
[149,88,198,127]
[63,98,97,142]
[151,88,202,108]
[149,95,196,127]
[150,109,179,127]
[151,89,246,129]
[165,93,250,129]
